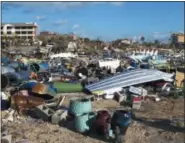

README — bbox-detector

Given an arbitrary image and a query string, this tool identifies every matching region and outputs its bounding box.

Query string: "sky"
[2,1,184,42]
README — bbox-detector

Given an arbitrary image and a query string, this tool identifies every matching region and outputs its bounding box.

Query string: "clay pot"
[93,110,111,136]
[11,95,45,114]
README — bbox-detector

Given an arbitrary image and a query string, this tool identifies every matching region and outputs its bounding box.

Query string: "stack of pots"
[69,97,96,133]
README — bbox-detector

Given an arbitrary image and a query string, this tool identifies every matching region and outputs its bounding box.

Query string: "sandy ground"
[1,94,185,143]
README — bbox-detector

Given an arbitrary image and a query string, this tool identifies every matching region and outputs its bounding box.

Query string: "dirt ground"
[1,93,185,143]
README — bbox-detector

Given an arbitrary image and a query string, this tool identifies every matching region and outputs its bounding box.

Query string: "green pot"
[74,112,96,133]
[69,98,92,116]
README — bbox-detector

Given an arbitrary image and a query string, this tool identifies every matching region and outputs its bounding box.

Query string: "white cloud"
[73,31,77,34]
[179,30,184,33]
[77,32,88,38]
[81,33,86,37]
[132,36,138,41]
[3,2,124,11]
[51,2,84,8]
[153,32,160,35]
[110,2,124,6]
[72,24,80,29]
[3,2,84,8]
[54,20,68,25]
[91,2,124,6]
[36,16,46,20]
[153,32,169,39]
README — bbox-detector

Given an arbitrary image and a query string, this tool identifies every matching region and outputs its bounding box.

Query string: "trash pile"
[1,50,184,143]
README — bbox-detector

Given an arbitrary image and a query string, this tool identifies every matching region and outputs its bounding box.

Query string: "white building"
[67,42,77,52]
[1,22,38,41]
[121,39,136,45]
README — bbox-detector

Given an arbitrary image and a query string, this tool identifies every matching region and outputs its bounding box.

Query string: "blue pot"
[8,61,20,69]
[1,99,10,110]
[16,71,32,81]
[3,71,32,86]
[130,62,138,68]
[140,63,150,69]
[20,81,37,90]
[29,62,49,73]
[2,56,9,65]
[111,110,132,128]
[2,66,15,74]
[39,62,49,71]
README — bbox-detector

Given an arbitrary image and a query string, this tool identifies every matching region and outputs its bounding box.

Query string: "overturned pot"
[29,62,49,73]
[3,71,31,87]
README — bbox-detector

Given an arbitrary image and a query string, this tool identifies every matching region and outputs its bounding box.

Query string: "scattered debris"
[132,97,142,110]
[1,135,12,143]
[1,45,184,143]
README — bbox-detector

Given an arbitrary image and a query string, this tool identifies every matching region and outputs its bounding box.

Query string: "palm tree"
[140,36,145,44]
[2,33,8,43]
[154,39,160,47]
[2,34,9,49]
[84,37,90,43]
[29,39,33,46]
[11,34,16,47]
[14,36,21,47]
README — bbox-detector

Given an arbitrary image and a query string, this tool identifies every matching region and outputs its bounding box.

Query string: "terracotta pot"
[11,95,45,114]
[93,110,111,136]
